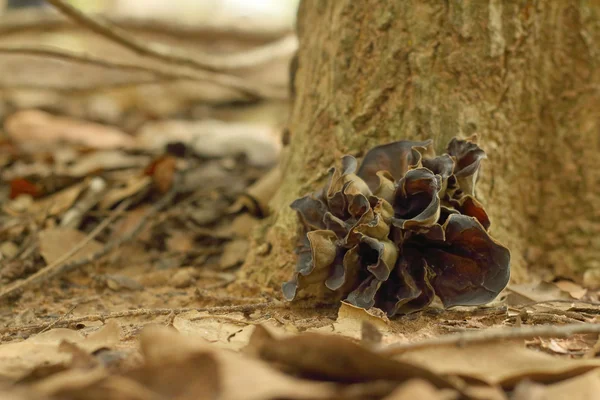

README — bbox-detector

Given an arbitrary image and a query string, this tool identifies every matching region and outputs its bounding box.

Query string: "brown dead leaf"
[144,155,177,194]
[111,204,153,241]
[219,239,249,269]
[9,178,42,199]
[61,150,150,178]
[247,325,454,388]
[554,280,588,300]
[166,230,196,253]
[5,110,135,150]
[0,322,119,381]
[382,379,458,400]
[99,175,152,210]
[141,325,338,400]
[136,119,281,167]
[513,370,600,400]
[397,342,600,388]
[506,281,575,306]
[3,183,84,217]
[311,302,393,342]
[38,227,104,265]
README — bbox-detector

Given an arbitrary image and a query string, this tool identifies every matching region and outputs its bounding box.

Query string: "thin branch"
[0,46,286,99]
[45,0,295,73]
[0,9,292,40]
[379,322,600,356]
[1,302,277,335]
[0,186,175,301]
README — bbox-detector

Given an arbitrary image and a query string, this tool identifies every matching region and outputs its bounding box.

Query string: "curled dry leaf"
[284,137,510,316]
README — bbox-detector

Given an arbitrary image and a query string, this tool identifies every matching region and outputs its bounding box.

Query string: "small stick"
[379,322,600,356]
[38,303,78,335]
[0,187,174,301]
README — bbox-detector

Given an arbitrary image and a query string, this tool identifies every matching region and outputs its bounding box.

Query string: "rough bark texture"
[244,0,600,288]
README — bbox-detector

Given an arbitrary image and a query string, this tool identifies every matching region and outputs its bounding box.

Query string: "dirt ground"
[1,3,600,400]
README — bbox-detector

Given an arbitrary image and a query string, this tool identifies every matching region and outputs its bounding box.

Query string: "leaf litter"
[0,2,600,400]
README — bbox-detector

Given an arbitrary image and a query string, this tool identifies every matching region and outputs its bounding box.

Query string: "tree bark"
[243,0,600,288]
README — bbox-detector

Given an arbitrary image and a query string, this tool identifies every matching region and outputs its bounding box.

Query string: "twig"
[0,46,286,99]
[379,322,600,356]
[0,188,174,301]
[0,302,276,335]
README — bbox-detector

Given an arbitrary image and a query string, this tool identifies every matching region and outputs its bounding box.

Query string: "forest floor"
[1,3,600,400]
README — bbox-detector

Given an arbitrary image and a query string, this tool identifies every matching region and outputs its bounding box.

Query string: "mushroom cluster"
[283,136,510,316]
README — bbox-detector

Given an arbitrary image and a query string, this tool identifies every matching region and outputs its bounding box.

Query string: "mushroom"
[284,136,510,316]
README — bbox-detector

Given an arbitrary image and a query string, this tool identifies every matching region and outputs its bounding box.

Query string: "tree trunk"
[243,0,600,289]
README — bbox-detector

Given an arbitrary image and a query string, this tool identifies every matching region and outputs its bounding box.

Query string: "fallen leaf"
[219,239,249,269]
[38,227,104,265]
[144,155,177,193]
[141,325,339,400]
[166,230,196,253]
[311,302,393,342]
[5,110,135,150]
[9,178,41,199]
[554,280,587,300]
[397,342,600,388]
[0,322,120,381]
[513,370,600,400]
[136,119,281,167]
[506,282,575,306]
[60,150,149,177]
[382,379,457,400]
[246,325,453,388]
[99,175,152,210]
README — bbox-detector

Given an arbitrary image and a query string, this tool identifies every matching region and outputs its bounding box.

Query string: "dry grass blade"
[380,323,600,356]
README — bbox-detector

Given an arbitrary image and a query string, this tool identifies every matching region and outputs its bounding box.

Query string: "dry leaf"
[382,379,457,400]
[506,282,575,306]
[5,110,135,151]
[0,322,119,381]
[60,150,149,177]
[99,175,152,210]
[219,239,249,269]
[513,370,600,400]
[144,155,177,193]
[38,227,104,265]
[397,342,600,388]
[136,119,281,167]
[247,325,453,388]
[3,183,84,217]
[140,326,338,400]
[553,280,587,300]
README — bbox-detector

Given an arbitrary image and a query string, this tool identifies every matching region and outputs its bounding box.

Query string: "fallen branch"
[379,322,600,356]
[45,0,296,73]
[1,302,277,335]
[0,186,175,301]
[0,46,286,98]
[0,9,291,40]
